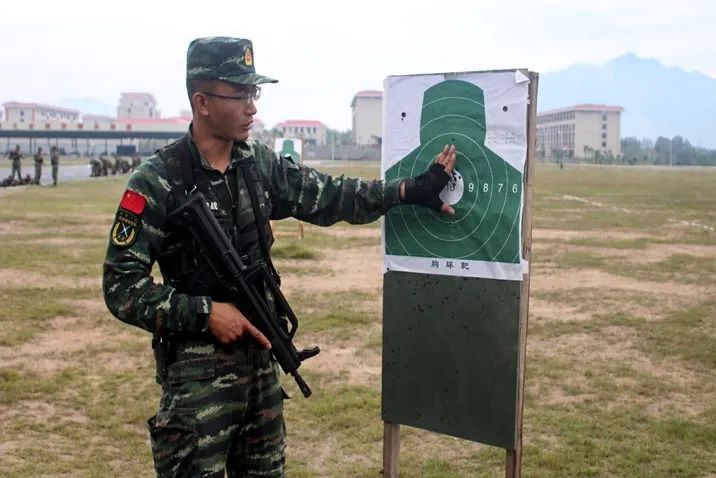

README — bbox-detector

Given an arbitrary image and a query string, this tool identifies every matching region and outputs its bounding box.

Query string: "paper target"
[382,72,529,281]
[274,138,303,163]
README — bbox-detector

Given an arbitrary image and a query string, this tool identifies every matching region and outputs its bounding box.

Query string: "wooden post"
[506,70,538,478]
[269,220,305,239]
[383,422,400,477]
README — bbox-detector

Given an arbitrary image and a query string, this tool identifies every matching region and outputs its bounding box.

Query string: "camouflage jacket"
[103,130,402,335]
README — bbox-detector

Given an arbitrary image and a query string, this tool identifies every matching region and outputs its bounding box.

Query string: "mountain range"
[58,97,115,117]
[538,53,716,148]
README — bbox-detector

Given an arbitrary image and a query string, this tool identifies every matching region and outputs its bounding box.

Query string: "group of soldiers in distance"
[2,144,60,187]
[2,145,143,187]
[89,153,142,177]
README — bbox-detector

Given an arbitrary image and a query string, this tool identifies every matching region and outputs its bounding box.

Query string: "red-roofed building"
[274,120,327,145]
[351,90,382,145]
[537,104,624,159]
[118,92,159,119]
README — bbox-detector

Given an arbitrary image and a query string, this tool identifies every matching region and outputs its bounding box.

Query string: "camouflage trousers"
[148,339,285,477]
[10,162,21,181]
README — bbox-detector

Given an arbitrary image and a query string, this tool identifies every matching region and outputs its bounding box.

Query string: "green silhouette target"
[383,74,528,280]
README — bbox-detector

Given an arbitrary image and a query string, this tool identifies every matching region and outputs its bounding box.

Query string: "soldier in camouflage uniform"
[33,147,44,185]
[8,145,23,182]
[50,146,60,186]
[103,36,456,478]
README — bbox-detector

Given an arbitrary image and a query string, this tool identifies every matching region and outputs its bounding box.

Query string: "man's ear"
[192,92,210,116]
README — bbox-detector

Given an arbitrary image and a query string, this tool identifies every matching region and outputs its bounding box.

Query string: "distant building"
[274,120,327,146]
[351,90,382,145]
[82,114,117,131]
[2,102,80,128]
[537,104,623,159]
[0,99,188,155]
[117,92,159,119]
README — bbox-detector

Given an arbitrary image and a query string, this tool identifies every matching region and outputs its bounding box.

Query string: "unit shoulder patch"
[111,209,141,248]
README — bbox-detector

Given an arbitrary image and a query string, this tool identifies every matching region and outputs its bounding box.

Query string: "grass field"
[0,162,714,477]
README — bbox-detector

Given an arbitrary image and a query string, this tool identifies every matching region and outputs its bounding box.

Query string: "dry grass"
[1,163,715,477]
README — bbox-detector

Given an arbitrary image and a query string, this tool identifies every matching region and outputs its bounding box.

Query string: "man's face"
[200,81,259,142]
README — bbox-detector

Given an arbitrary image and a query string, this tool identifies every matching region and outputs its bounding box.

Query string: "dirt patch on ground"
[561,242,716,265]
[309,340,381,388]
[529,326,706,416]
[529,297,591,322]
[0,400,89,425]
[25,237,101,247]
[310,226,381,239]
[532,267,704,299]
[0,301,143,375]
[636,243,716,263]
[0,221,44,236]
[532,228,655,242]
[0,269,101,290]
[281,245,383,296]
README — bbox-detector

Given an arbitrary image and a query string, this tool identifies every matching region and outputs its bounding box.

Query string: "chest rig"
[156,137,279,300]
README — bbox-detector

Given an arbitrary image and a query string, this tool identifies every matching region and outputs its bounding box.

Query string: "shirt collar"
[186,123,254,170]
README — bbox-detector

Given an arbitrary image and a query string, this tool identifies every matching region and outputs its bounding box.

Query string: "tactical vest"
[156,137,277,302]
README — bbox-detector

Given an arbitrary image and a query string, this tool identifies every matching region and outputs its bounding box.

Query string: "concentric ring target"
[385,79,523,264]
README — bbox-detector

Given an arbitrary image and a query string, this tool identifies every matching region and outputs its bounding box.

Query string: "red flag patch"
[119,190,147,215]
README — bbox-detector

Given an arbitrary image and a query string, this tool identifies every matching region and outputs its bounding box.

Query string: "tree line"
[543,136,716,166]
[621,136,716,166]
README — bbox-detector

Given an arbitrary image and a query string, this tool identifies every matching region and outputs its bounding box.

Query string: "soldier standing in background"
[50,146,60,186]
[8,145,22,182]
[33,147,44,185]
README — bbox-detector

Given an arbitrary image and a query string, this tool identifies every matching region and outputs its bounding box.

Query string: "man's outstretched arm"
[261,143,457,225]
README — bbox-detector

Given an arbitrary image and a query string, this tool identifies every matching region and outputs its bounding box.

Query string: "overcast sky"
[2,0,714,130]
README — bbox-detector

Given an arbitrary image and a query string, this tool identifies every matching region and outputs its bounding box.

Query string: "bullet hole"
[502,106,509,112]
[401,112,406,120]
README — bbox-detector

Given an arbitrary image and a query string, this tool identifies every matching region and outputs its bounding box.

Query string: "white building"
[351,90,382,145]
[2,102,80,129]
[117,92,159,119]
[537,104,623,159]
[273,120,327,146]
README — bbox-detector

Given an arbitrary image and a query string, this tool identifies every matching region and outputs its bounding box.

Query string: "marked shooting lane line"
[561,194,715,232]
[665,218,714,231]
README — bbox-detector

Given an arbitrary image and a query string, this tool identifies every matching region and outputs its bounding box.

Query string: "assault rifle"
[170,191,320,397]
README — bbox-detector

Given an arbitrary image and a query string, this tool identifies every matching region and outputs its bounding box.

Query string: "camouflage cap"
[186,37,278,85]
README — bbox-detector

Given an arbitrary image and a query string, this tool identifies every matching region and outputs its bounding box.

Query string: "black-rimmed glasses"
[200,86,261,103]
